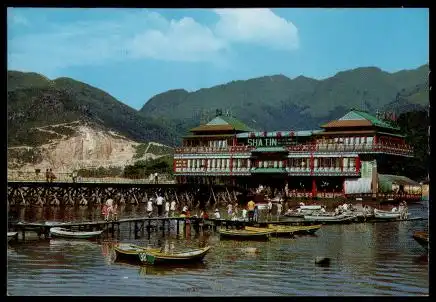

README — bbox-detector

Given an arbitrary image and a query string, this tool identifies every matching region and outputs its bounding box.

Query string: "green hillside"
[7,71,179,147]
[140,64,429,134]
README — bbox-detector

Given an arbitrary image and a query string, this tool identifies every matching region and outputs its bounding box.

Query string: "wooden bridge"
[7,181,249,207]
[8,216,313,242]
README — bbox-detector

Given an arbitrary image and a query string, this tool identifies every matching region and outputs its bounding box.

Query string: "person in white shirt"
[242,208,247,220]
[156,195,164,217]
[276,202,283,220]
[170,200,177,217]
[182,205,188,214]
[214,209,221,219]
[164,200,170,218]
[146,198,153,218]
[391,207,398,212]
[267,200,273,220]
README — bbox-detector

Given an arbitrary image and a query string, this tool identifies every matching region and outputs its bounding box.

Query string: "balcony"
[287,143,413,157]
[174,146,254,154]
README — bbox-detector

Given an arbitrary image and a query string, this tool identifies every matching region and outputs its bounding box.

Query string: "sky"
[7,8,429,110]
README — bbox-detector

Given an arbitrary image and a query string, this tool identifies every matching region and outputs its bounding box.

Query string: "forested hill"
[7,71,178,147]
[140,63,429,135]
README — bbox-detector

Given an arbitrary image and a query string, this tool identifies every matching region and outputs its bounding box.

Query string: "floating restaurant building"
[173,109,422,201]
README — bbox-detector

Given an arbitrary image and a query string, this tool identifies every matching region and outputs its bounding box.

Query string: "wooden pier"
[8,215,320,242]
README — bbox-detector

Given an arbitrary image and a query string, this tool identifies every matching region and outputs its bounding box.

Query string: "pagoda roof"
[190,115,254,133]
[322,109,400,131]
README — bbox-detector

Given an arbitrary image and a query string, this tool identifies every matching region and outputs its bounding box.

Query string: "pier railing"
[7,171,176,184]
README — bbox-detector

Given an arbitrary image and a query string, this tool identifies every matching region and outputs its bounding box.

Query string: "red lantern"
[263,131,267,137]
[277,131,282,138]
[250,132,255,138]
[290,130,295,137]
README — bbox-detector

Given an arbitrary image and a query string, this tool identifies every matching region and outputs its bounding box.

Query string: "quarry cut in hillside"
[8,121,171,174]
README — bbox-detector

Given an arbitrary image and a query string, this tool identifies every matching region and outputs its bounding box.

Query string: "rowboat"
[303,213,356,224]
[412,231,428,250]
[218,229,272,240]
[300,205,322,211]
[114,243,161,262]
[138,246,211,265]
[373,209,403,220]
[245,224,321,236]
[50,227,103,239]
[8,232,18,242]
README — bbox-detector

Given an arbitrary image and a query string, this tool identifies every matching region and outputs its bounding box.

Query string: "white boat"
[299,205,322,211]
[50,227,103,239]
[373,209,404,220]
[304,213,356,223]
[8,232,18,242]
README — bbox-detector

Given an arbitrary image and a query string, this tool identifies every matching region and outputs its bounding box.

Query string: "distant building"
[173,109,421,201]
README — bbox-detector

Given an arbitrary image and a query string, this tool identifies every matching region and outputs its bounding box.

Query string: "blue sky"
[8,8,429,110]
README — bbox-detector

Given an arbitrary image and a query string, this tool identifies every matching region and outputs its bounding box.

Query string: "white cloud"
[7,9,299,73]
[214,8,299,50]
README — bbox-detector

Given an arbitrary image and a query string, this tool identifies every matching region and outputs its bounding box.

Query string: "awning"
[378,174,421,193]
[251,168,287,173]
[252,147,287,152]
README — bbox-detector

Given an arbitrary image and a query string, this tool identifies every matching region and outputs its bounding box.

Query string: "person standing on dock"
[45,169,50,182]
[164,199,170,218]
[147,198,153,218]
[247,199,255,222]
[254,206,259,222]
[170,200,177,217]
[267,200,273,221]
[227,203,233,218]
[154,172,158,184]
[276,202,283,221]
[156,194,164,217]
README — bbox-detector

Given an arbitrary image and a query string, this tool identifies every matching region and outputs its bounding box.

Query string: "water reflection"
[7,202,429,296]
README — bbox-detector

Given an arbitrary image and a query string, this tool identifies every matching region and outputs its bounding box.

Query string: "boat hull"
[114,244,161,263]
[50,227,103,239]
[412,232,429,250]
[374,209,403,220]
[245,224,321,236]
[7,232,18,242]
[138,246,211,265]
[219,229,271,241]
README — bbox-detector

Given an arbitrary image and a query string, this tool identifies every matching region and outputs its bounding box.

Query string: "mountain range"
[8,63,429,151]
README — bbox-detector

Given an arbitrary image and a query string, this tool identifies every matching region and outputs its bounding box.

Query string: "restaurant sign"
[247,137,295,147]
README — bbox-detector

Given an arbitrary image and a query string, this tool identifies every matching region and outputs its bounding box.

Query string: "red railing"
[175,143,413,156]
[287,143,413,156]
[174,146,254,154]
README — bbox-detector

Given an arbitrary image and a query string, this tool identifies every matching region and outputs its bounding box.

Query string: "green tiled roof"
[251,168,287,173]
[351,110,400,131]
[209,115,254,132]
[252,147,287,152]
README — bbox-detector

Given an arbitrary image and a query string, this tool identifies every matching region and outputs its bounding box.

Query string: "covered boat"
[138,246,211,265]
[8,232,18,242]
[412,231,428,250]
[50,227,103,239]
[114,243,161,262]
[218,228,272,240]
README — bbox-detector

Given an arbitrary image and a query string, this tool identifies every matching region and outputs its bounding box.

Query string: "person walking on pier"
[267,200,273,221]
[170,200,177,217]
[156,194,164,217]
[147,198,153,218]
[247,199,255,222]
[276,202,283,221]
[45,169,50,182]
[254,206,259,222]
[227,203,233,218]
[164,200,170,218]
[154,172,158,184]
